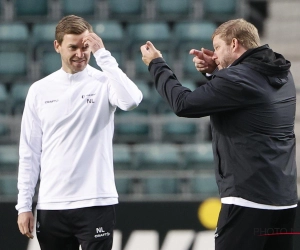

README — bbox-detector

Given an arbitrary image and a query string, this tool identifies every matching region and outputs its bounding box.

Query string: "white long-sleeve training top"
[16,48,143,213]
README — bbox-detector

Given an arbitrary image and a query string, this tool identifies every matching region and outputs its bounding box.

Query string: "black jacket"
[148,44,297,206]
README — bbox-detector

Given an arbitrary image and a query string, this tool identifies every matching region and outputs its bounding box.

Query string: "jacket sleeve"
[15,86,42,214]
[148,58,247,118]
[94,48,143,111]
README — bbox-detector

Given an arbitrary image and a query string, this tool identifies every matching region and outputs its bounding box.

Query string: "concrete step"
[268,1,300,20]
[263,20,300,42]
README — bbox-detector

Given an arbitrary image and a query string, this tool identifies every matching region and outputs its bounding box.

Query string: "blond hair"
[55,15,93,44]
[212,19,260,49]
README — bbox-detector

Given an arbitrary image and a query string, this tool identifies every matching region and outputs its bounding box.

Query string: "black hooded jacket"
[148,44,297,206]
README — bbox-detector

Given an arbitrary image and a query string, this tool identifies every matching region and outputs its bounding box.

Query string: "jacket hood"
[232,44,291,87]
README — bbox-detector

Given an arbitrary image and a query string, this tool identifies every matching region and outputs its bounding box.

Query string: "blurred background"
[0,0,300,249]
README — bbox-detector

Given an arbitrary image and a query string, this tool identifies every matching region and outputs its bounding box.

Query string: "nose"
[76,49,84,58]
[212,51,217,60]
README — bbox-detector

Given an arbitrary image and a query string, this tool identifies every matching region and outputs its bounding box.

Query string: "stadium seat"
[0,52,28,82]
[10,82,31,115]
[162,113,198,143]
[203,0,238,22]
[114,112,150,143]
[62,0,96,17]
[0,122,10,140]
[0,22,29,51]
[143,176,179,195]
[90,21,124,52]
[0,84,8,115]
[0,175,18,196]
[39,51,62,76]
[0,145,19,173]
[190,174,219,196]
[132,143,181,170]
[107,0,143,21]
[113,144,132,170]
[32,23,57,57]
[115,176,132,195]
[155,0,193,21]
[14,0,48,20]
[126,22,171,59]
[173,21,216,54]
[131,80,153,114]
[182,143,214,170]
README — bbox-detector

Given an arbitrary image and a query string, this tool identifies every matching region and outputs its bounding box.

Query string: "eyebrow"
[67,44,89,48]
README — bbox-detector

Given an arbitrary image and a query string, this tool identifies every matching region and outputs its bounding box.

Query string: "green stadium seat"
[15,0,48,20]
[113,144,132,170]
[0,122,10,139]
[91,21,124,50]
[162,113,198,143]
[0,23,29,51]
[173,21,216,54]
[126,22,171,59]
[148,85,171,114]
[114,112,150,144]
[0,175,18,196]
[108,0,143,21]
[0,84,8,115]
[62,0,96,16]
[10,83,31,115]
[190,174,219,196]
[32,23,57,57]
[156,0,193,21]
[40,51,62,76]
[133,143,181,170]
[203,0,238,22]
[0,145,19,173]
[0,52,28,82]
[132,80,153,114]
[115,176,132,195]
[182,143,214,170]
[143,177,179,195]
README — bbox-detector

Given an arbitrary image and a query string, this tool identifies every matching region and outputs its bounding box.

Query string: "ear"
[231,38,239,51]
[54,40,60,53]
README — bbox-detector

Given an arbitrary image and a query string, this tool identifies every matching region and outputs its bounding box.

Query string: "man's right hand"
[18,211,34,239]
[189,48,217,74]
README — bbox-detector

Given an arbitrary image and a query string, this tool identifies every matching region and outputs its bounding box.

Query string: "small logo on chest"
[82,93,96,104]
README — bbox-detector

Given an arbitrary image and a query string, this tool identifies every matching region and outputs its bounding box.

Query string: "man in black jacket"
[140,19,297,250]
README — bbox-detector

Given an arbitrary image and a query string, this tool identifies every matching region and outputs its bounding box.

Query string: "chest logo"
[45,99,58,104]
[82,93,96,104]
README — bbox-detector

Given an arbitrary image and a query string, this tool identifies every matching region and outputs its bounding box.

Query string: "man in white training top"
[16,15,143,250]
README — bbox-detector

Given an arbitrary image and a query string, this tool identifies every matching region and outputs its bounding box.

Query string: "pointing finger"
[189,49,201,56]
[202,48,214,56]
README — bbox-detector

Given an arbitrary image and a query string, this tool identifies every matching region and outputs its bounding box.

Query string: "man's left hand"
[140,41,163,66]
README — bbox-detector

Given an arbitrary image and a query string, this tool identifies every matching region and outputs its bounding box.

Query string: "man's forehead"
[62,30,89,43]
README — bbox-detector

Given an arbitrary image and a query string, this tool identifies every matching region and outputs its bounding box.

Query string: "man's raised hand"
[140,41,163,66]
[189,48,217,74]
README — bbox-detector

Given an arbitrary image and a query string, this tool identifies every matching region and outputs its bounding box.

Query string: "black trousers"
[36,205,116,250]
[215,204,297,250]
